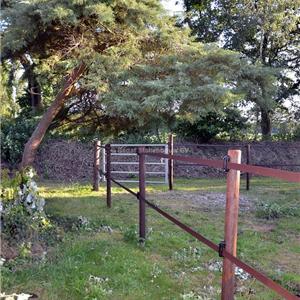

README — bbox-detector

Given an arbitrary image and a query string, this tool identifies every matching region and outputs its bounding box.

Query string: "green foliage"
[123,225,138,243]
[174,108,248,142]
[1,168,45,214]
[104,44,277,126]
[1,0,169,75]
[0,0,281,144]
[1,114,39,165]
[235,63,279,110]
[0,64,19,118]
[175,114,222,143]
[2,204,54,243]
[271,106,300,141]
[3,179,299,298]
[256,202,283,219]
[1,0,190,141]
[183,0,299,139]
[183,0,299,75]
[116,126,170,144]
[0,168,56,245]
[292,126,300,141]
[256,201,299,220]
[0,169,21,201]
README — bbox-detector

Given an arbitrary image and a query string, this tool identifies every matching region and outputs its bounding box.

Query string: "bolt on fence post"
[221,149,241,300]
[93,140,100,191]
[246,144,251,190]
[138,147,146,242]
[105,144,112,208]
[168,134,174,190]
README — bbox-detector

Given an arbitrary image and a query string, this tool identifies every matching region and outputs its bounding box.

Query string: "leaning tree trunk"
[260,108,272,141]
[20,63,86,169]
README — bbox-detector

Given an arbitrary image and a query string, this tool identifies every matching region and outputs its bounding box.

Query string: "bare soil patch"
[148,190,254,212]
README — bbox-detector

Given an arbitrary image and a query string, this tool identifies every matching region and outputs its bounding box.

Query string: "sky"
[161,0,184,14]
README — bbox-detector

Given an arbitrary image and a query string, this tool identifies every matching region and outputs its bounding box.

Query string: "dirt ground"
[148,190,254,212]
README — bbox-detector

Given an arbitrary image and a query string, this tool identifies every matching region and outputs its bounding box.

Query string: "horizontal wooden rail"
[255,164,300,167]
[173,143,300,149]
[143,153,300,183]
[176,163,300,168]
[104,147,299,299]
[142,196,297,300]
[109,175,298,300]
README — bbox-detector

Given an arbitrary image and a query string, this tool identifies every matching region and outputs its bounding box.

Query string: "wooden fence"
[99,145,299,299]
[93,136,299,192]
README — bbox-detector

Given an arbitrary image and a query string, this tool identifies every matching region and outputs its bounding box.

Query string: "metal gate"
[101,144,168,184]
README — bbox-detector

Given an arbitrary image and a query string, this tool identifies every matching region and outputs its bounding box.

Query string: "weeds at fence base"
[123,225,138,243]
[256,200,300,219]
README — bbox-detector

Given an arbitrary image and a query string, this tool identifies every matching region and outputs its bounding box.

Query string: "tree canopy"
[0,0,281,166]
[183,0,300,138]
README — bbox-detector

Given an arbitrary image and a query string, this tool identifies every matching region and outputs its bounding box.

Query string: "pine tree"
[1,0,278,167]
[2,0,179,167]
[103,44,278,125]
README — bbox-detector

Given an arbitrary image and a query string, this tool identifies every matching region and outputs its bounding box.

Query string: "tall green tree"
[1,0,278,168]
[183,0,300,139]
[102,44,277,131]
[1,0,178,167]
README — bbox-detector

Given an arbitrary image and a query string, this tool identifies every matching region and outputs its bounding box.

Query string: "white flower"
[78,216,89,226]
[29,181,38,192]
[89,275,109,284]
[0,257,5,266]
[26,168,35,179]
[18,188,23,197]
[2,170,45,215]
[25,193,33,204]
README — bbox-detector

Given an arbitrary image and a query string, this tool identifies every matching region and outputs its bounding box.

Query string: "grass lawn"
[2,177,300,299]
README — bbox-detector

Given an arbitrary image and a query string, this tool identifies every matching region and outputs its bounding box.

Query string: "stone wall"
[34,139,300,182]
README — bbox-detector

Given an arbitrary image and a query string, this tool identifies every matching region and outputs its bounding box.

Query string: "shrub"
[292,125,300,141]
[174,108,248,143]
[256,201,299,220]
[1,114,38,166]
[256,202,282,219]
[116,128,169,144]
[1,168,55,244]
[1,168,45,215]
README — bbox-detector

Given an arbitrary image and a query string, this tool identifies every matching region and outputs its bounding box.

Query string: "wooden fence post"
[246,144,251,190]
[168,134,174,190]
[105,144,112,208]
[221,149,241,300]
[93,140,100,191]
[138,147,146,242]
